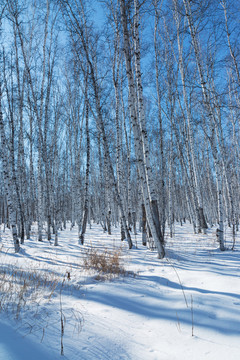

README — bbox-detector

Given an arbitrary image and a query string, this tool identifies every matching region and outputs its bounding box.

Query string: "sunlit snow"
[0,223,239,359]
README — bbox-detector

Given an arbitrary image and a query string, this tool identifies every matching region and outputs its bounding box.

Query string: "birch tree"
[182,0,225,249]
[59,0,133,249]
[119,0,165,258]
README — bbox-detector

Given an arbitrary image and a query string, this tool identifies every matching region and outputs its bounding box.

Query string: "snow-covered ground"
[0,222,239,360]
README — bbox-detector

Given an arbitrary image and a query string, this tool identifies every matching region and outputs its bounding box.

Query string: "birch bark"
[80,81,90,244]
[119,0,165,258]
[182,0,225,249]
[0,80,20,252]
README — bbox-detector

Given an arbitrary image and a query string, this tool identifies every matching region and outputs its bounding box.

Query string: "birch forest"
[0,0,239,257]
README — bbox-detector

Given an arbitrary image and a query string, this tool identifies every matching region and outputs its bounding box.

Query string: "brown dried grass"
[83,246,127,279]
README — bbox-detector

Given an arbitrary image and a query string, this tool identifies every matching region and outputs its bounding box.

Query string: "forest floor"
[0,221,239,360]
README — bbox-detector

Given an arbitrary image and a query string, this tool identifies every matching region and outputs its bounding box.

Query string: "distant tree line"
[0,0,239,255]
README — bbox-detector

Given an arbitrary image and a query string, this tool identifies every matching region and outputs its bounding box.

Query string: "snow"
[0,222,240,359]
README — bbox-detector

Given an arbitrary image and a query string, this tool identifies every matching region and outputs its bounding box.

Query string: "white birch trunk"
[80,87,90,244]
[0,85,20,252]
[120,0,165,258]
[173,2,207,232]
[183,0,225,249]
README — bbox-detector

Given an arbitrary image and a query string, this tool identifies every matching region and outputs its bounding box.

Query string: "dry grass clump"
[83,246,127,279]
[0,264,83,349]
[0,265,59,320]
